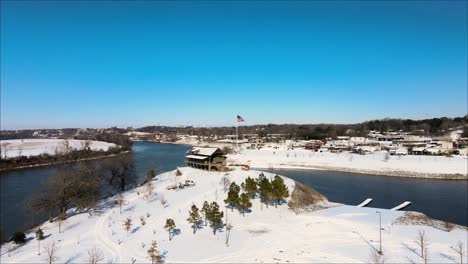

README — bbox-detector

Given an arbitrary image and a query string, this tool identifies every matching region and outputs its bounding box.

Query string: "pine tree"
[164,218,176,241]
[224,182,240,211]
[147,240,164,264]
[271,175,289,207]
[258,174,272,208]
[146,169,156,183]
[201,201,210,226]
[208,202,224,235]
[35,228,44,255]
[239,193,252,216]
[242,177,258,198]
[187,204,202,234]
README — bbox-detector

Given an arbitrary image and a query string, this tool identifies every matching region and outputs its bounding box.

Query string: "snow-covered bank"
[228,149,468,180]
[0,139,117,158]
[2,167,466,263]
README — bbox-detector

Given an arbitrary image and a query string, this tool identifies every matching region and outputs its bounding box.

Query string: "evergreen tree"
[35,228,44,255]
[271,175,289,207]
[187,204,202,234]
[147,240,164,264]
[224,182,240,211]
[258,174,273,208]
[242,177,258,198]
[146,168,156,183]
[238,192,252,216]
[207,202,224,235]
[123,218,132,236]
[201,201,210,226]
[164,218,176,241]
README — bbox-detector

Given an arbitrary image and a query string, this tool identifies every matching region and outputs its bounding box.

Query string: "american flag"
[237,115,245,122]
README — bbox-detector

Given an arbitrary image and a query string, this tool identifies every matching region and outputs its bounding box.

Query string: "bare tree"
[45,241,58,264]
[116,193,125,214]
[27,163,100,228]
[225,223,232,247]
[369,249,385,264]
[452,241,466,264]
[144,181,154,202]
[123,218,132,236]
[87,246,104,264]
[1,142,10,159]
[415,230,429,263]
[160,195,167,207]
[101,154,136,193]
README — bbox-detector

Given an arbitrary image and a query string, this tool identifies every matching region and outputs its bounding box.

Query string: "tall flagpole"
[235,116,238,149]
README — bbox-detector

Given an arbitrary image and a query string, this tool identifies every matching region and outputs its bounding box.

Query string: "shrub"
[12,231,26,244]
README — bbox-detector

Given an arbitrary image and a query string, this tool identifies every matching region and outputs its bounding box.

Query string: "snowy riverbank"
[228,149,468,180]
[0,139,117,158]
[2,167,466,263]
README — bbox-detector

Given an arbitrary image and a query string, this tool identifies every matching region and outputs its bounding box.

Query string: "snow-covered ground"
[0,139,117,158]
[228,149,468,179]
[2,167,466,263]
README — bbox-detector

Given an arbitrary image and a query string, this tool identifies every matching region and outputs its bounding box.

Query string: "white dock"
[390,201,412,211]
[356,198,373,207]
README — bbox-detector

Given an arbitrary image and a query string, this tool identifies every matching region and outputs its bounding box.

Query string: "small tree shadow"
[402,242,421,258]
[64,253,81,264]
[440,253,457,264]
[131,227,140,234]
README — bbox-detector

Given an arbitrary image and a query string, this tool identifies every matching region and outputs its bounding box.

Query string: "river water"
[1,142,466,240]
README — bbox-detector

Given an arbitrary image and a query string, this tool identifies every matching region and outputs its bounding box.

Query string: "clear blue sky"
[1,1,467,129]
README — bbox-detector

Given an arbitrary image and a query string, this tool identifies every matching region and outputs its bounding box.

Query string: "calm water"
[0,142,190,240]
[1,142,466,240]
[263,168,468,226]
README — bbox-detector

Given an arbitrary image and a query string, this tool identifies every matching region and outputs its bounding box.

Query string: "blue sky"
[1,1,467,129]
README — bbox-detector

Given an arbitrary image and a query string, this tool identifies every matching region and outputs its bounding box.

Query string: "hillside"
[1,168,466,263]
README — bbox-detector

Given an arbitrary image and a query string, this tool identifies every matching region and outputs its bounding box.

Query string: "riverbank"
[0,150,131,172]
[2,167,466,263]
[228,149,468,180]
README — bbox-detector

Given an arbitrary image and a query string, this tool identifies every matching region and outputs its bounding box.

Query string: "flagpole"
[235,116,238,149]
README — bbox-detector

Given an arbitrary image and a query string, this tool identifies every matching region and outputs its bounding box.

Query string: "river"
[1,142,466,240]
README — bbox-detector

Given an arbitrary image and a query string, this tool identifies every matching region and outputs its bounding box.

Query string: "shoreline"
[252,163,468,180]
[0,150,131,172]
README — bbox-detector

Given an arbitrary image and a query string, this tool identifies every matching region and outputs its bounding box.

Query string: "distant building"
[186,147,227,171]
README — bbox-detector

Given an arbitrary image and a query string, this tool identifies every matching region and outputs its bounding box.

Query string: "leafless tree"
[160,195,167,206]
[140,216,146,226]
[369,248,385,264]
[116,193,125,214]
[220,177,231,193]
[415,230,429,263]
[101,154,136,193]
[144,181,154,202]
[452,241,466,264]
[27,164,100,229]
[1,142,10,159]
[87,246,104,264]
[123,218,132,236]
[44,241,58,264]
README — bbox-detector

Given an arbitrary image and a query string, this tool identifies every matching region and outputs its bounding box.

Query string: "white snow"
[227,149,468,177]
[0,139,118,158]
[2,167,466,263]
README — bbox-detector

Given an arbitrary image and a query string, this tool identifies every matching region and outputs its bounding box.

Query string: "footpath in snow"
[1,167,466,263]
[228,149,468,179]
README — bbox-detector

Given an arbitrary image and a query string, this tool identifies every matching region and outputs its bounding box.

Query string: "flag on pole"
[237,115,245,122]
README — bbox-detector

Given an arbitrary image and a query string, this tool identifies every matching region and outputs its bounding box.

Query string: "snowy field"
[2,167,466,263]
[0,139,117,158]
[228,149,468,178]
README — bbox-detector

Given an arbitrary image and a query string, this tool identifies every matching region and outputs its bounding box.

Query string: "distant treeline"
[0,146,125,171]
[137,116,468,140]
